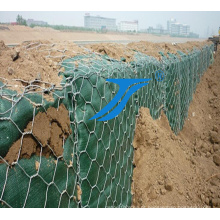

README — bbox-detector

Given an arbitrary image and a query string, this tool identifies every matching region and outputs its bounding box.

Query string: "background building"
[167,18,190,36]
[170,23,190,36]
[145,18,197,38]
[146,26,169,35]
[26,19,48,26]
[167,18,176,33]
[170,23,182,35]
[84,14,116,31]
[182,24,190,36]
[118,20,138,32]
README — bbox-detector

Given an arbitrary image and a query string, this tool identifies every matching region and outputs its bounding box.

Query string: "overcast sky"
[0,11,219,38]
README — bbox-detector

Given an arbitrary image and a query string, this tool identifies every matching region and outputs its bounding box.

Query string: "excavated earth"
[0,39,212,90]
[2,104,72,165]
[0,39,212,95]
[86,40,212,61]
[132,47,220,208]
[0,40,86,93]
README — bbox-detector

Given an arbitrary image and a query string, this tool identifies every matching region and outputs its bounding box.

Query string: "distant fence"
[0,42,214,207]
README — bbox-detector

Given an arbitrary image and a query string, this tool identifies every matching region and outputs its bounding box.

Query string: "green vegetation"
[170,33,199,39]
[16,15,27,26]
[30,23,95,32]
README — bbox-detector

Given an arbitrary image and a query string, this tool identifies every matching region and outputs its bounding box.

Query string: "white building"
[170,23,181,35]
[181,24,190,36]
[118,20,138,32]
[84,14,116,31]
[167,18,176,33]
[168,18,190,36]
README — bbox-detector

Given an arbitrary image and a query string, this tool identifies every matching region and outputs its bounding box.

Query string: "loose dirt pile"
[0,40,211,94]
[86,41,213,61]
[132,47,220,208]
[85,43,136,62]
[0,40,85,92]
[3,104,72,165]
[0,25,33,32]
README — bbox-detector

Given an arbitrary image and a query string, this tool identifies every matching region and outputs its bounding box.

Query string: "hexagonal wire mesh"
[0,42,214,207]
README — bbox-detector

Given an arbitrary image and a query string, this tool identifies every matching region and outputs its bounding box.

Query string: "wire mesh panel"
[0,42,214,208]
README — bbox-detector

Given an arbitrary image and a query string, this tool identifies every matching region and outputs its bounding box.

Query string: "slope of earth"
[132,47,220,208]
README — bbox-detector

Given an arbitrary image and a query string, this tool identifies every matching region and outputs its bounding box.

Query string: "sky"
[0,11,220,38]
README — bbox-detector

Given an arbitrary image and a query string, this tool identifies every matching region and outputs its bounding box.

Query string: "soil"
[0,40,85,93]
[85,43,136,62]
[4,103,72,165]
[0,39,211,94]
[132,47,220,208]
[77,185,82,201]
[87,41,213,61]
[128,41,213,60]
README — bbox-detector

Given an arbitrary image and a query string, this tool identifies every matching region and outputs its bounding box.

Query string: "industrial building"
[118,20,138,32]
[84,14,116,31]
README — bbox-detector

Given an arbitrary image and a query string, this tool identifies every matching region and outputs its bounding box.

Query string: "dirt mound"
[85,43,136,62]
[0,40,86,93]
[132,47,220,208]
[2,25,58,32]
[1,25,33,32]
[3,104,72,165]
[0,40,7,51]
[86,41,212,61]
[0,26,10,31]
[1,40,211,94]
[32,26,59,32]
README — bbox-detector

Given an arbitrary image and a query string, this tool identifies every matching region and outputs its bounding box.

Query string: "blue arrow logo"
[90,78,151,121]
[90,70,165,121]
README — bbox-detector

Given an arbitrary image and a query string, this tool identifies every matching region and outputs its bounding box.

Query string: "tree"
[16,14,27,26]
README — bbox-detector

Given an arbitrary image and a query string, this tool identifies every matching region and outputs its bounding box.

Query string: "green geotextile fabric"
[0,43,214,207]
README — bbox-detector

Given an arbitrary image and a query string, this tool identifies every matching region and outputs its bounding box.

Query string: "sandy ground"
[0,25,205,45]
[132,47,220,208]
